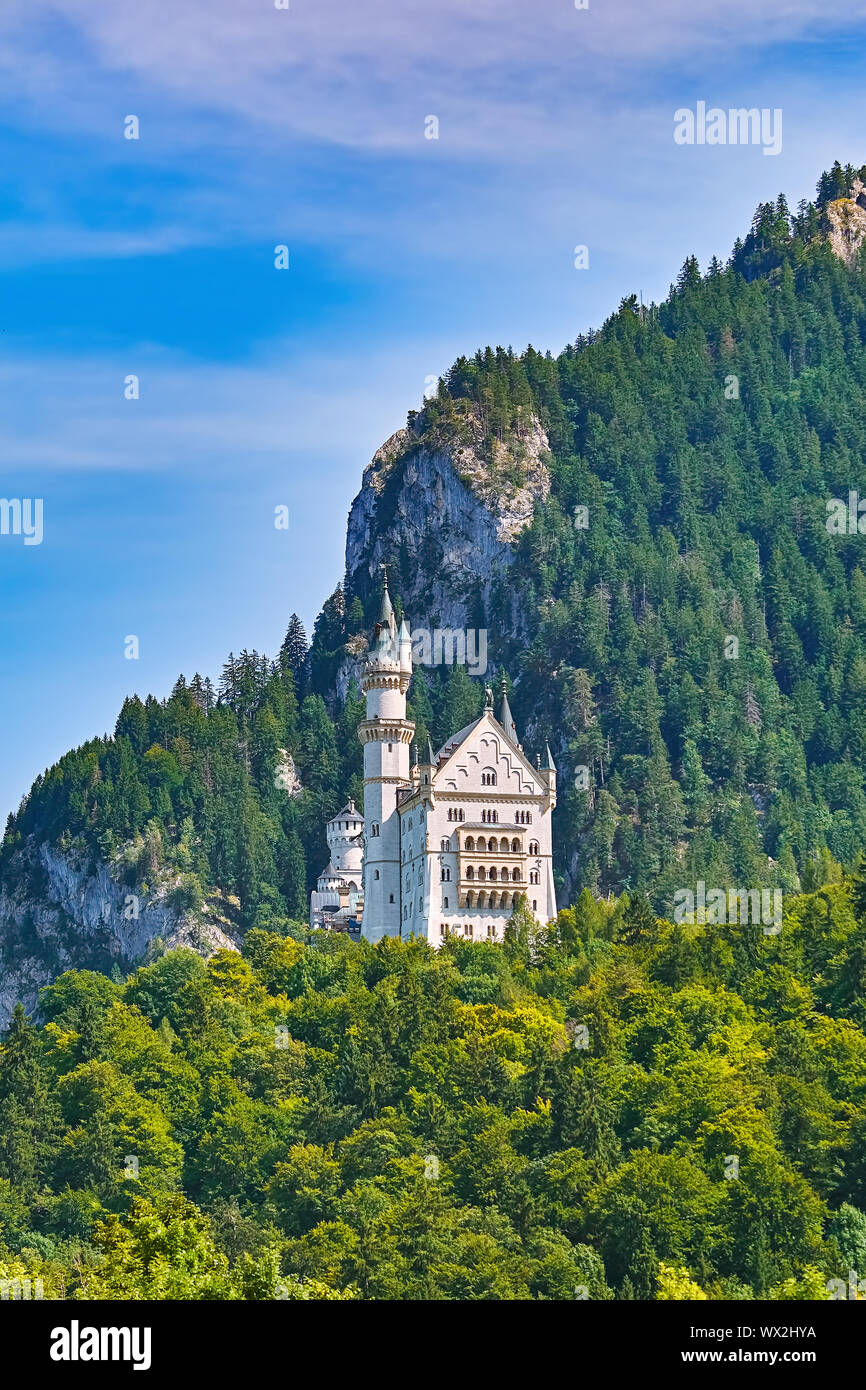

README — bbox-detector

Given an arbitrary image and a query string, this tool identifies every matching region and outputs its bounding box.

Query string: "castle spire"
[377,562,395,628]
[497,676,518,745]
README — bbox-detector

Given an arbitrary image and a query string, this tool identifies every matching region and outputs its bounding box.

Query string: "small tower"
[539,742,557,813]
[359,571,415,942]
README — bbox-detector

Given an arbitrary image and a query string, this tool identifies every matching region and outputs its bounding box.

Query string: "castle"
[311,579,557,943]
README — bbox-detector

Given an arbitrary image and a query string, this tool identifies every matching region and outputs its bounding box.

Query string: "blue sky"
[2,0,866,823]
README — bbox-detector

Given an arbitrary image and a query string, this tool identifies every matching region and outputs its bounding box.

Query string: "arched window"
[463,923,472,937]
[489,867,497,882]
[500,837,508,852]
[478,891,487,908]
[467,890,475,906]
[529,840,539,856]
[481,769,497,786]
[511,893,519,906]
[371,822,379,837]
[441,866,451,881]
[532,900,537,911]
[443,897,449,909]
[512,867,520,881]
[478,866,486,881]
[466,836,475,851]
[466,866,475,880]
[511,838,519,852]
[441,837,450,851]
[527,813,532,824]
[374,870,380,880]
[488,837,496,852]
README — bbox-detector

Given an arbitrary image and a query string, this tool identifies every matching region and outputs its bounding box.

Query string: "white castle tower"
[359,572,415,942]
[309,799,364,930]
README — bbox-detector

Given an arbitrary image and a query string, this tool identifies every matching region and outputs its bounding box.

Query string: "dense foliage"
[3,878,866,1300]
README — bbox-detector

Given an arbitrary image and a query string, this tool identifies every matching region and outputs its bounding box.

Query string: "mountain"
[4,159,866,1024]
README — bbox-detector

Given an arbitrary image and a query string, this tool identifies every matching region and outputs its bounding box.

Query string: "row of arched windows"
[447,808,465,822]
[463,835,539,854]
[464,865,522,883]
[515,810,532,824]
[464,890,521,908]
[481,809,499,823]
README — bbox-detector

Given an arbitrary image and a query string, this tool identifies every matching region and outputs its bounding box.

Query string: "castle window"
[374,870,380,880]
[459,809,465,821]
[371,822,379,837]
[512,868,520,882]
[529,840,539,856]
[489,867,497,882]
[529,870,539,885]
[441,867,451,881]
[481,770,497,786]
[464,923,471,937]
[443,897,449,908]
[465,835,474,851]
[389,894,394,903]
[441,838,449,851]
[478,866,486,882]
[511,893,519,907]
[440,924,446,938]
[533,900,537,911]
[527,813,532,824]
[499,837,508,852]
[511,838,519,852]
[488,837,496,852]
[466,866,475,880]
[388,742,393,752]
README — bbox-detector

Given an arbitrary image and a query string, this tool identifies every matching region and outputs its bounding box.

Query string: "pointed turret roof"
[542,743,556,771]
[497,678,518,746]
[378,579,394,627]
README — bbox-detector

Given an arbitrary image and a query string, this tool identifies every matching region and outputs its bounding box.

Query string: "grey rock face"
[339,415,551,698]
[0,840,238,1029]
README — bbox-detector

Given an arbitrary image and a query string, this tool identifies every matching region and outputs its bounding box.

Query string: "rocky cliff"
[338,408,552,696]
[0,839,239,1028]
[826,179,866,266]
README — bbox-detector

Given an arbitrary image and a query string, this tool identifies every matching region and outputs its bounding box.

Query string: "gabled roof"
[435,718,483,765]
[433,710,544,791]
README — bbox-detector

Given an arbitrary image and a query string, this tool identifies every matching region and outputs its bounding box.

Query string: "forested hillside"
[7,163,866,936]
[3,880,866,1300]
